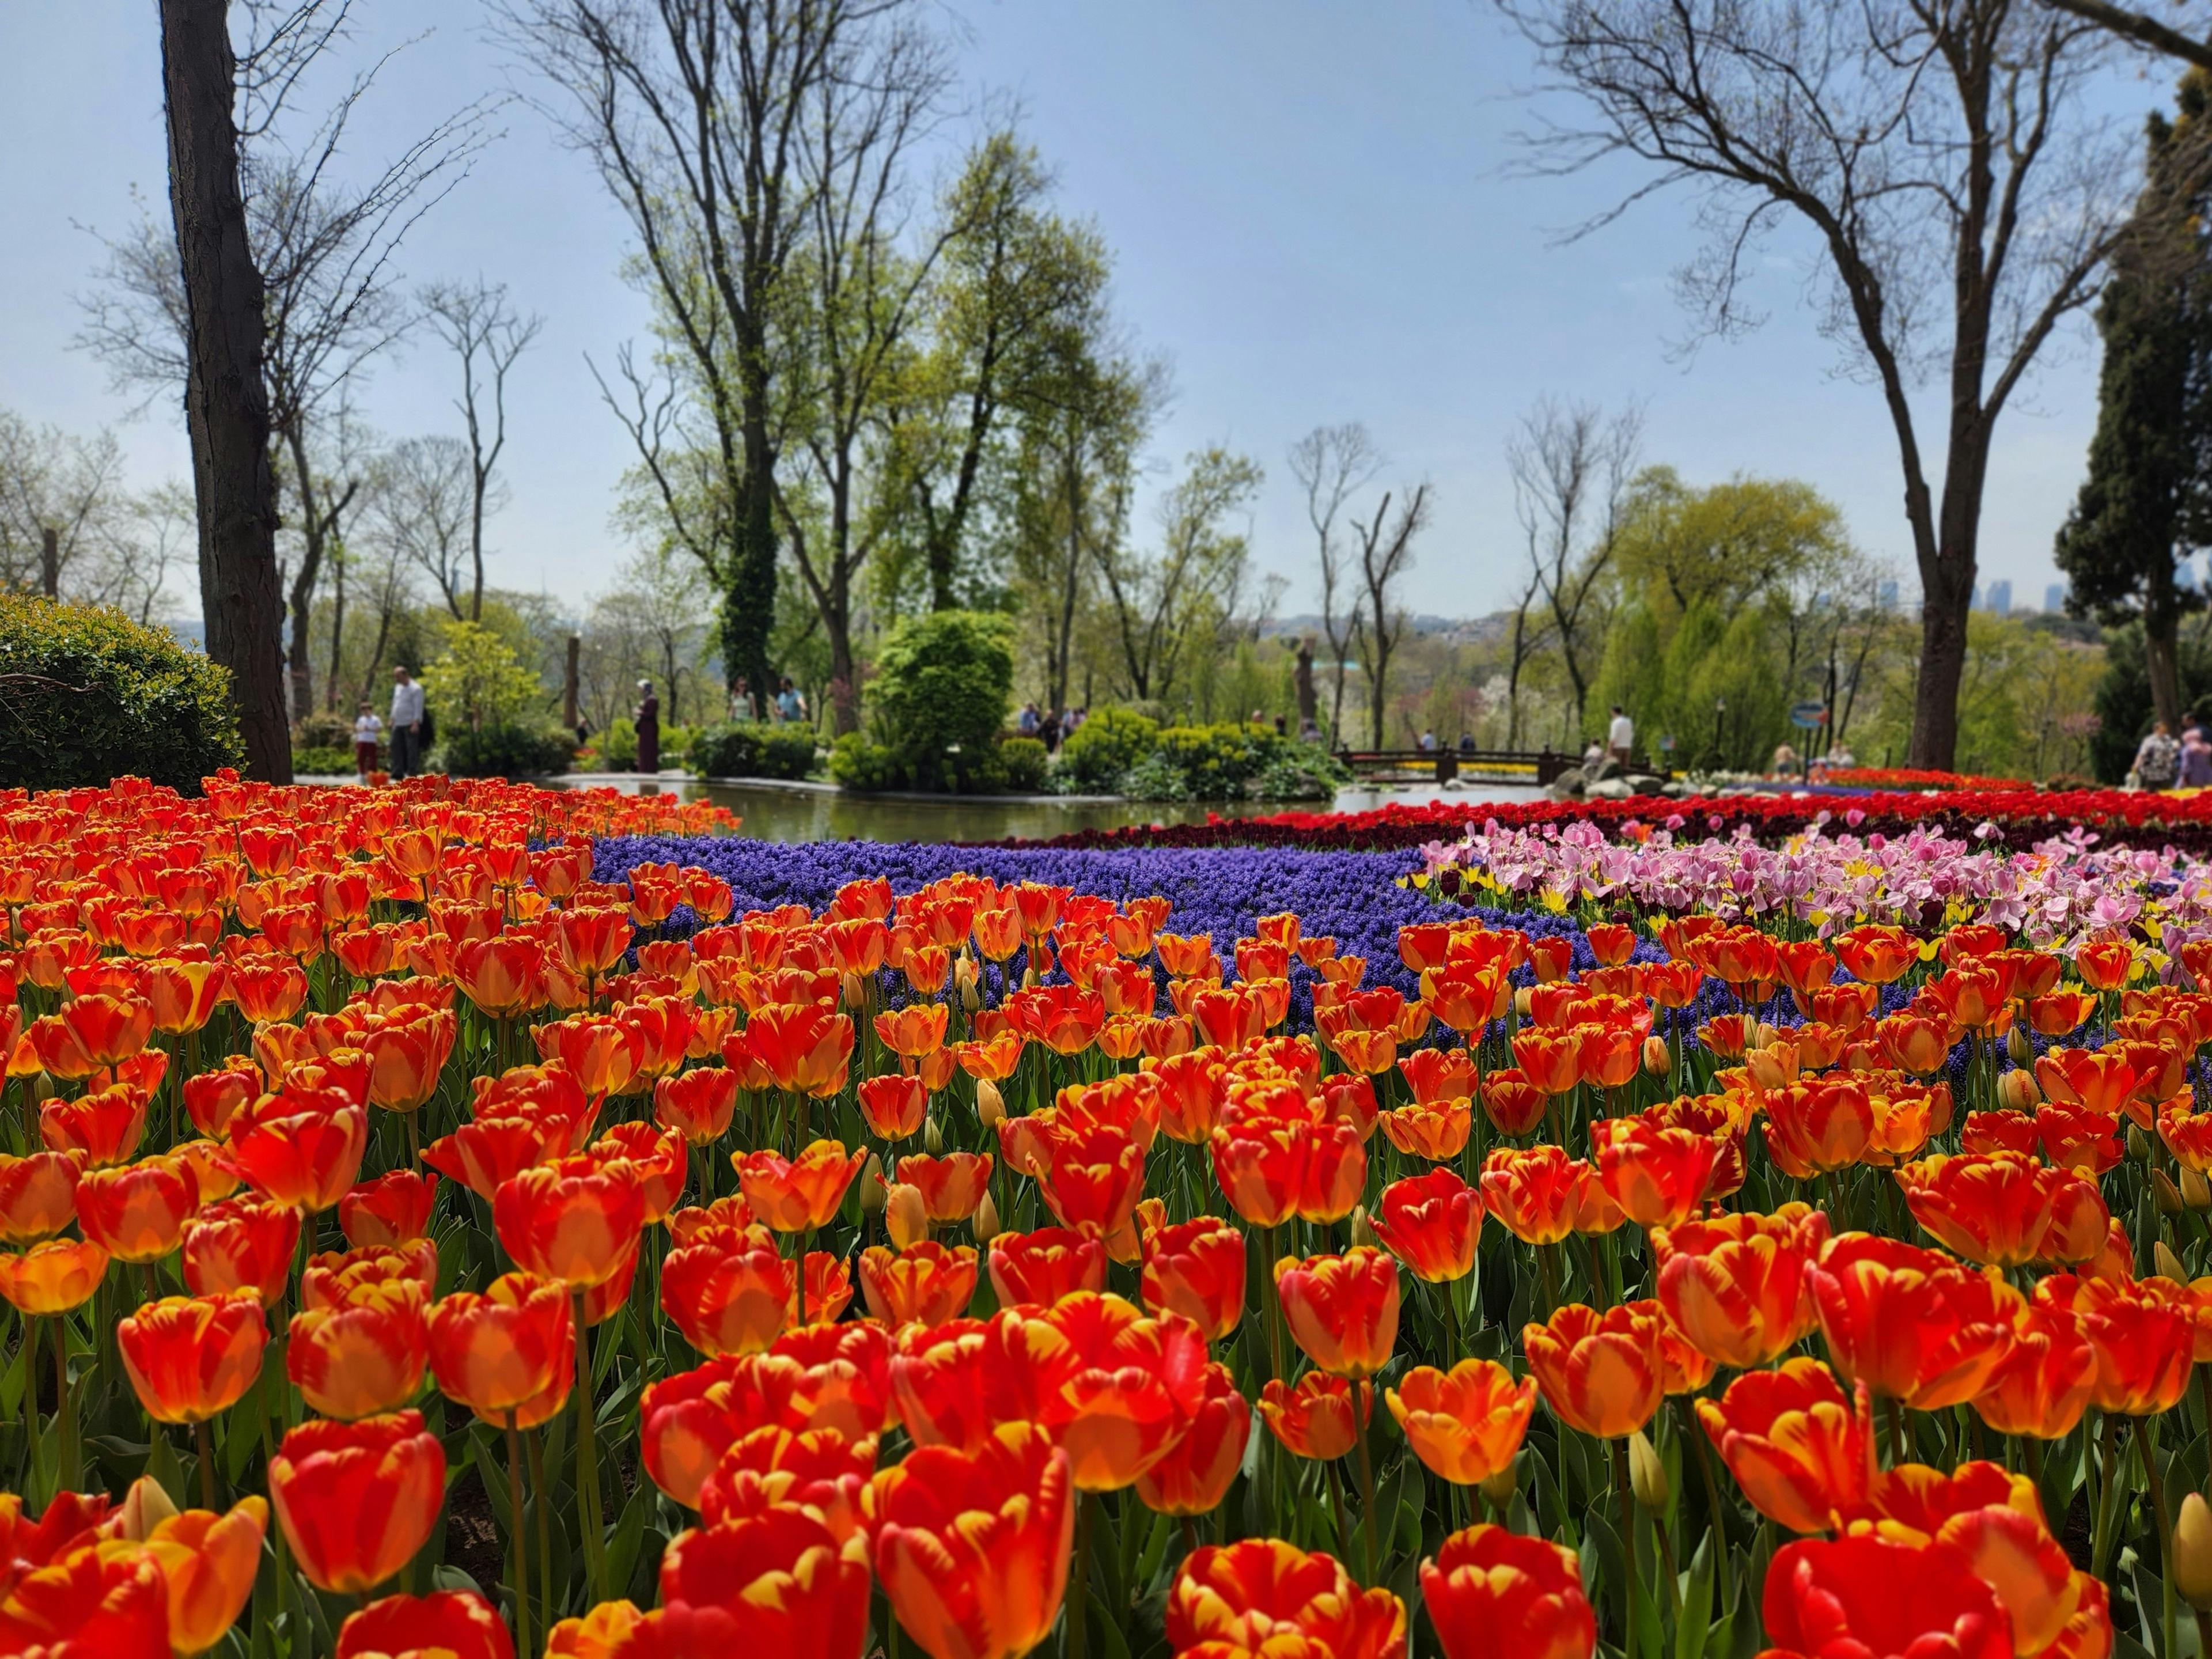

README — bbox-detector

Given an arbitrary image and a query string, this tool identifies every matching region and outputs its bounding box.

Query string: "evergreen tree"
[2056,74,2212,733]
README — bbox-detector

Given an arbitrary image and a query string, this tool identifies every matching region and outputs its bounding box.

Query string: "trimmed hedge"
[0,596,242,791]
[689,723,818,781]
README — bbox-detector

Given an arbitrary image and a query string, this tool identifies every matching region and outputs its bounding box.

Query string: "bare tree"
[1500,564,1556,751]
[2035,0,2212,70]
[0,412,128,595]
[376,436,475,617]
[773,14,956,732]
[1506,397,1642,738]
[1503,0,2134,767]
[1287,422,1380,745]
[500,0,918,706]
[1349,484,1431,750]
[1093,447,1263,707]
[422,279,542,622]
[92,5,493,724]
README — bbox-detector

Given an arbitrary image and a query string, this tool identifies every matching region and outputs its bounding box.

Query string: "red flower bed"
[1019,786,2212,852]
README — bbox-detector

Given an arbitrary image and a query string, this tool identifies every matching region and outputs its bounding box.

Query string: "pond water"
[565,775,1547,844]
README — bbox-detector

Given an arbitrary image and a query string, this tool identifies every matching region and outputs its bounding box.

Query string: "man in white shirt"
[1607,704,1634,764]
[390,666,426,778]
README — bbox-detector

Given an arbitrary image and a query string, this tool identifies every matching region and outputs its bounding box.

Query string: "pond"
[560,775,1546,843]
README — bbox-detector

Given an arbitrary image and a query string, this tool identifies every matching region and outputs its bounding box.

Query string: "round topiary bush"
[868,610,1013,793]
[0,596,243,791]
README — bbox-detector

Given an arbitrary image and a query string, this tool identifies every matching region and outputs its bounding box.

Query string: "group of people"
[344,667,429,786]
[1016,702,1089,749]
[2131,713,2212,790]
[728,676,809,728]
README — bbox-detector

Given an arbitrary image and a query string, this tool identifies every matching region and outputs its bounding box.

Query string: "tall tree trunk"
[721,328,778,702]
[1051,457,1082,714]
[324,548,347,713]
[2147,584,2185,732]
[161,0,290,782]
[283,422,324,723]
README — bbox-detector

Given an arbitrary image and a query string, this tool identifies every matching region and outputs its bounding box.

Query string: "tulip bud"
[1021,963,1041,990]
[1996,1069,2041,1112]
[1478,1460,1518,1512]
[1642,1036,1669,1077]
[2156,1169,2186,1216]
[2184,1169,2211,1211]
[2006,1026,2033,1066]
[972,1189,1001,1245]
[2132,1125,2154,1164]
[885,1183,928,1250]
[2179,1493,2212,1611]
[923,1115,945,1156]
[958,964,981,1014]
[1629,1430,1669,1512]
[25,1074,52,1107]
[1347,1206,1378,1249]
[1755,1021,1779,1051]
[857,1154,888,1213]
[975,1079,1005,1129]
[1513,987,1535,1018]
[2157,1240,2190,1282]
[112,1475,179,1542]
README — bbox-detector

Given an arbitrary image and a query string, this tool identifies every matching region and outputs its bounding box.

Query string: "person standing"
[388,667,425,779]
[2135,721,2181,790]
[775,676,807,724]
[635,679,661,774]
[351,702,384,785]
[1607,704,1634,764]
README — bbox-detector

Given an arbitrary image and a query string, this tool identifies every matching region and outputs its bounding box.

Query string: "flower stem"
[1066,1489,1095,1659]
[2139,1414,2177,1659]
[1353,1381,1380,1585]
[52,1317,77,1493]
[570,1288,608,1601]
[505,1413,532,1659]
[194,1417,218,1510]
[1615,1435,1639,1659]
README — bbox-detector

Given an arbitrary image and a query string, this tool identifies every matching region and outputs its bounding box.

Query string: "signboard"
[1789,701,1830,730]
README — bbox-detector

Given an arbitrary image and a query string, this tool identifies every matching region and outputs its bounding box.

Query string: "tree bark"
[160,0,290,782]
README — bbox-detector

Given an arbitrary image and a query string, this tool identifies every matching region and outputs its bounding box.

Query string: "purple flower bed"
[596,836,1590,1036]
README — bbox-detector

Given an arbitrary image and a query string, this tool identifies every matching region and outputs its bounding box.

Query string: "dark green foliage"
[689,723,818,781]
[827,732,902,791]
[291,745,359,777]
[2089,620,2212,781]
[868,610,1014,793]
[429,724,577,778]
[0,596,243,790]
[997,736,1048,793]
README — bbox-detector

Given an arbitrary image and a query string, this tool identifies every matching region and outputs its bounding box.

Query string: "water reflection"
[582,776,1544,844]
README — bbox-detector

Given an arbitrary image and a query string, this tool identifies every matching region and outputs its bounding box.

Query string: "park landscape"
[24,2,2212,1659]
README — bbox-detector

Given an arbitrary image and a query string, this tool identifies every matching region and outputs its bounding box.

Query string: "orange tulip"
[117,1292,267,1424]
[1166,1538,1407,1659]
[870,1422,1073,1659]
[2035,1272,2195,1415]
[1139,1215,1247,1340]
[740,1004,855,1099]
[1809,1233,2014,1408]
[876,1002,950,1059]
[1652,1205,1828,1369]
[1972,1304,2097,1441]
[124,1495,269,1657]
[493,1155,645,1289]
[335,1590,514,1659]
[1592,1116,1716,1227]
[1834,924,1921,985]
[1480,1145,1618,1245]
[222,1092,367,1211]
[654,1066,740,1147]
[286,1280,428,1420]
[268,1410,445,1594]
[543,1601,645,1659]
[358,1013,455,1114]
[1387,1359,1536,1486]
[1695,1357,1866,1532]
[1522,1301,1665,1439]
[339,1170,438,1248]
[1035,1123,1146,1241]
[1259,1371,1368,1460]
[1759,1536,2011,1659]
[427,1271,575,1423]
[142,959,226,1035]
[1421,1524,1596,1659]
[0,1544,170,1659]
[996,1294,1211,1491]
[858,1241,978,1328]
[1763,1077,1875,1178]
[646,1508,870,1658]
[696,1422,876,1541]
[987,1226,1107,1308]
[75,1157,196,1265]
[735,1140,863,1234]
[41,1082,149,1166]
[657,1236,790,1357]
[1378,1097,1472,1161]
[1896,1151,2082,1268]
[0,1150,79,1244]
[895,1152,992,1224]
[422,1116,563,1204]
[0,1237,108,1314]
[1135,1361,1250,1517]
[1275,1247,1400,1380]
[181,1063,259,1141]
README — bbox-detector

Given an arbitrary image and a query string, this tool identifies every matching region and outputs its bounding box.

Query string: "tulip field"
[6,777,2212,1659]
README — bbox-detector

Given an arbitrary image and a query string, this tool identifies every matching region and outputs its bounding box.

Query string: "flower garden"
[7,774,2212,1659]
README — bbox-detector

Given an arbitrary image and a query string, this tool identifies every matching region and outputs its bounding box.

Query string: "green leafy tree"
[1093,448,1264,707]
[868,609,1013,791]
[422,620,542,734]
[2055,72,2212,734]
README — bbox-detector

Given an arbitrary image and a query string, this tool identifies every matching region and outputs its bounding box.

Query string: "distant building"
[1970,584,1983,611]
[1877,579,1899,611]
[1985,579,2011,616]
[2046,583,2066,613]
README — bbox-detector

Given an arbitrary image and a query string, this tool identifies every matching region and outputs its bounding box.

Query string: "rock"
[1624,774,1666,796]
[1661,780,1688,797]
[1550,771,1588,798]
[1588,778,1634,800]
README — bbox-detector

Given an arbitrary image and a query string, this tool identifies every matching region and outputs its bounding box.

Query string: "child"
[352,703,384,785]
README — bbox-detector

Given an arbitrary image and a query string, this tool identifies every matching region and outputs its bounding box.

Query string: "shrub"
[597,717,638,771]
[291,745,359,777]
[1152,723,1281,799]
[869,611,1013,793]
[1253,748,1350,802]
[827,732,902,791]
[421,622,543,736]
[0,596,243,791]
[293,710,355,751]
[429,724,576,779]
[691,724,820,781]
[1118,753,1191,802]
[1059,707,1159,791]
[997,736,1048,793]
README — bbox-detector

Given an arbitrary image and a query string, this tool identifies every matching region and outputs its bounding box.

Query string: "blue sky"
[0,0,2157,619]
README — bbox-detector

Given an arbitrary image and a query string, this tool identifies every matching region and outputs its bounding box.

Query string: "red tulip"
[1421,1524,1595,1659]
[268,1411,445,1594]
